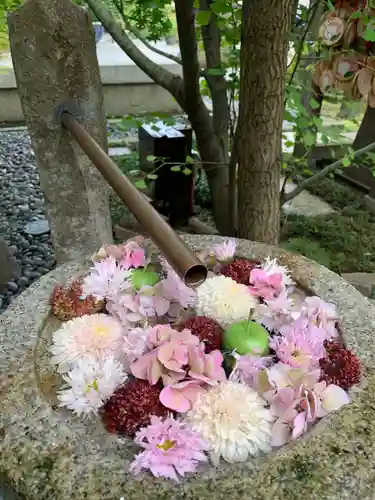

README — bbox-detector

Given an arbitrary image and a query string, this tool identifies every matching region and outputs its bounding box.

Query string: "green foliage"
[0,0,22,49]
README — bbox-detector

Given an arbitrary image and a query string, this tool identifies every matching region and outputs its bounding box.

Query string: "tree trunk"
[174,0,231,235]
[237,0,294,245]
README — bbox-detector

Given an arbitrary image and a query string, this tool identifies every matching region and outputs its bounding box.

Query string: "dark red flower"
[220,258,259,285]
[51,279,104,321]
[182,316,223,353]
[101,379,169,437]
[319,340,361,390]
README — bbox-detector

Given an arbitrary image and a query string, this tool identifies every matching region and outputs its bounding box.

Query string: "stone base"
[1,236,375,499]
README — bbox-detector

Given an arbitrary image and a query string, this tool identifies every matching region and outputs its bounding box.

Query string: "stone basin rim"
[1,234,375,500]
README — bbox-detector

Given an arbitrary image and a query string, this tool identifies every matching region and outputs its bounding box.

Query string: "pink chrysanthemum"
[230,353,274,387]
[211,239,237,263]
[50,313,124,372]
[270,317,327,370]
[299,296,338,339]
[130,415,209,480]
[81,257,131,302]
[256,291,294,333]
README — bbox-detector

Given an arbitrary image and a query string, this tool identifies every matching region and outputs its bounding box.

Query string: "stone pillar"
[8,0,113,263]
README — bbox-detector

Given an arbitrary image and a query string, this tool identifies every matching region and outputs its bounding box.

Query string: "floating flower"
[220,258,259,285]
[229,353,274,388]
[212,239,237,263]
[57,356,127,417]
[195,275,258,328]
[81,257,131,302]
[313,381,350,417]
[255,291,294,333]
[131,329,226,411]
[181,316,223,353]
[147,324,176,348]
[161,259,196,309]
[102,379,169,437]
[122,326,149,370]
[319,340,361,390]
[130,415,209,481]
[106,292,144,327]
[249,268,284,301]
[50,313,124,372]
[261,258,293,288]
[51,279,104,321]
[91,237,145,262]
[119,240,146,270]
[299,296,338,339]
[271,317,327,370]
[187,381,273,464]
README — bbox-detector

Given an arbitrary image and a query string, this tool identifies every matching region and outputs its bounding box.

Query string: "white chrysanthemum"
[51,313,124,372]
[58,356,127,417]
[81,257,132,301]
[195,275,258,327]
[187,381,273,465]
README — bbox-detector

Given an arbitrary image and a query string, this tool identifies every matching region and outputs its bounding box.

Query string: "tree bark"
[237,0,294,245]
[174,0,231,234]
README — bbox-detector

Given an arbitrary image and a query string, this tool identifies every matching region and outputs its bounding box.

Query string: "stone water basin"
[1,235,375,500]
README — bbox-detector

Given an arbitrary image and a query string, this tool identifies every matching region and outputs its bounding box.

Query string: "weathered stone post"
[8,0,113,263]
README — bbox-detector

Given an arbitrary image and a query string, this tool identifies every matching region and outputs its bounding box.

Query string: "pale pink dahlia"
[50,313,124,372]
[81,257,131,301]
[299,296,338,339]
[130,415,209,480]
[256,291,294,333]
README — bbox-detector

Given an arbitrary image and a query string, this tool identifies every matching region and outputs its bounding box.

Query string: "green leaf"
[146,155,156,162]
[327,0,335,10]
[195,10,211,26]
[350,9,362,19]
[363,25,375,42]
[135,179,147,190]
[285,140,294,147]
[342,156,351,167]
[207,67,226,76]
[185,155,194,164]
[171,166,181,172]
[128,169,140,175]
[183,167,192,175]
[147,174,158,180]
[302,132,316,147]
[309,98,321,110]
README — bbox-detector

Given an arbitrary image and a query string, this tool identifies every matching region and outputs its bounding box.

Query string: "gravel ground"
[0,131,56,313]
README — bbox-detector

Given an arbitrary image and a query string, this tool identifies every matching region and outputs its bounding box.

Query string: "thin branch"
[283,141,375,203]
[111,0,184,66]
[86,0,185,105]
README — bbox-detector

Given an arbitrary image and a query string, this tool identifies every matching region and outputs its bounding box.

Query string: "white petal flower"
[195,275,258,328]
[212,239,237,263]
[50,314,124,372]
[187,381,273,465]
[58,356,127,417]
[81,257,132,301]
[261,258,294,288]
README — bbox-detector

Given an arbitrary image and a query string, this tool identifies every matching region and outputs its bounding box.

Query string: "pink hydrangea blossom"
[229,353,274,388]
[211,239,237,263]
[119,240,146,270]
[147,324,177,348]
[130,415,209,481]
[249,268,285,301]
[257,291,294,332]
[81,257,131,302]
[122,327,149,369]
[271,381,349,447]
[106,292,144,326]
[299,296,338,339]
[91,237,145,262]
[131,329,226,412]
[271,317,327,369]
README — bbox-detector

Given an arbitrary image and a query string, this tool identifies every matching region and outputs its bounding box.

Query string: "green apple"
[131,268,160,290]
[223,320,269,356]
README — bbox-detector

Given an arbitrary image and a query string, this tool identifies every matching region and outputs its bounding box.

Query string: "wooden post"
[8,0,113,263]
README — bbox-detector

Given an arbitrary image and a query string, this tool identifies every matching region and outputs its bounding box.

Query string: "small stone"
[24,218,50,236]
[18,276,29,288]
[342,273,375,298]
[7,281,19,293]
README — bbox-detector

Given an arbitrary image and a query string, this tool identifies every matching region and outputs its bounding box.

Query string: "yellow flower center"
[94,325,108,336]
[156,439,176,451]
[85,379,99,393]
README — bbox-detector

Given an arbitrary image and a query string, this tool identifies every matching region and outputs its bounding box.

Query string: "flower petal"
[321,384,350,413]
